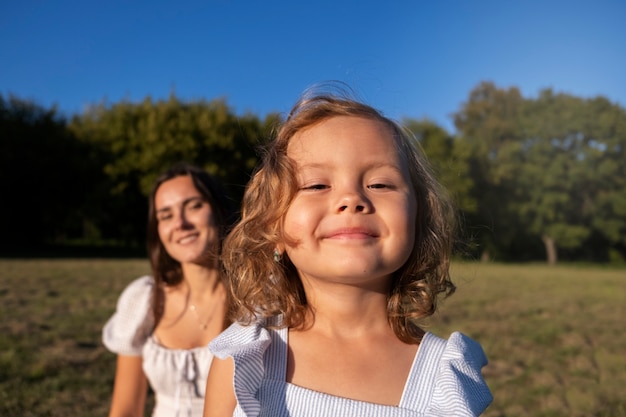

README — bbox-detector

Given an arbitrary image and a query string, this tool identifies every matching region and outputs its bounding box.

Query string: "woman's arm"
[108,355,148,417]
[203,356,236,417]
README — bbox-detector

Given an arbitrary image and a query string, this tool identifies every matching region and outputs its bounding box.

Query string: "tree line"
[1,82,624,264]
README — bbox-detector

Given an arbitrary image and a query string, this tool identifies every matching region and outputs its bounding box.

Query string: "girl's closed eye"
[367,179,399,190]
[368,183,391,189]
[301,183,329,191]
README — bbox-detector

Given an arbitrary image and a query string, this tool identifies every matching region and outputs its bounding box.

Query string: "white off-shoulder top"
[103,276,213,417]
[210,318,493,416]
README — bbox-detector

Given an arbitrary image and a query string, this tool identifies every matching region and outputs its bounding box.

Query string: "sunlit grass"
[0,259,151,417]
[428,262,626,417]
[0,259,624,416]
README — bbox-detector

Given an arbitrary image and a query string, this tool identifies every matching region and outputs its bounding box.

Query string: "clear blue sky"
[2,0,625,132]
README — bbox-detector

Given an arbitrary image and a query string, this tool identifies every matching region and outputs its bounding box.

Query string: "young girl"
[204,91,493,416]
[103,163,235,417]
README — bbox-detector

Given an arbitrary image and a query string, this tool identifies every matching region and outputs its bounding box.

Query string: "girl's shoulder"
[102,276,156,356]
[415,332,493,415]
[421,331,488,363]
[209,317,277,360]
[209,324,492,415]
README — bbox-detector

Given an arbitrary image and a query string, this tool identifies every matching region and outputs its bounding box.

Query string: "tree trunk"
[480,249,490,262]
[542,235,558,265]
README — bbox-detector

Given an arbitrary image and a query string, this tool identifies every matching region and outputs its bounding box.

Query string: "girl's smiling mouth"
[324,227,378,240]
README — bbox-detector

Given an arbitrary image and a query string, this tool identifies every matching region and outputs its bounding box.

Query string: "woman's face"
[154,175,219,266]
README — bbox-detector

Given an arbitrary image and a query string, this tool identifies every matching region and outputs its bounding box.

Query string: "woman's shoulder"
[120,274,155,296]
[111,275,155,318]
[102,276,156,356]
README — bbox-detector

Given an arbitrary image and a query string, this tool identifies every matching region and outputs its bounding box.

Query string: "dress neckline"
[273,326,434,408]
[149,334,210,353]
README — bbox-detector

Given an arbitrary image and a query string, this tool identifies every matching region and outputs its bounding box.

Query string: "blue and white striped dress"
[209,318,492,416]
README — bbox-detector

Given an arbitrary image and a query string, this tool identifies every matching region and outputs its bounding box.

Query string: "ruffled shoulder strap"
[209,318,279,417]
[427,332,493,416]
[102,275,155,356]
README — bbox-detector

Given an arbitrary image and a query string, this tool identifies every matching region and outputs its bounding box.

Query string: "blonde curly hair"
[222,89,456,343]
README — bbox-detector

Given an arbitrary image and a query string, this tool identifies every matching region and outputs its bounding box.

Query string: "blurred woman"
[103,162,235,417]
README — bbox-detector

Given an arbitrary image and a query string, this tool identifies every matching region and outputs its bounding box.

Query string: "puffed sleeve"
[427,332,493,416]
[102,275,155,356]
[209,319,271,417]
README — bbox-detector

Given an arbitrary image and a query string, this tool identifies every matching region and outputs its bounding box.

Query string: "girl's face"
[154,175,218,266]
[283,116,417,289]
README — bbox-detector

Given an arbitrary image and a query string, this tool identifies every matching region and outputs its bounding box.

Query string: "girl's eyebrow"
[367,162,404,173]
[298,158,399,167]
[296,162,328,169]
[299,161,404,174]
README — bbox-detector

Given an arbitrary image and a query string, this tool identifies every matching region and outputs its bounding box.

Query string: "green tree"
[453,82,528,261]
[403,119,477,257]
[455,82,626,263]
[513,91,626,263]
[0,95,98,251]
[515,91,592,264]
[404,118,475,214]
[572,96,626,260]
[69,95,273,246]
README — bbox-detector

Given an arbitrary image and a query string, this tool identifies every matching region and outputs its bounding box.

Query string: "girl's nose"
[336,190,372,214]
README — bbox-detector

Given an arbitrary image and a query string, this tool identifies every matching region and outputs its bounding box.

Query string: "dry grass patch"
[0,259,624,416]
[0,259,151,417]
[428,262,626,417]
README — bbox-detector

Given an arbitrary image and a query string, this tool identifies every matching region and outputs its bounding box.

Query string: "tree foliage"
[2,86,624,263]
[453,82,529,261]
[1,93,276,251]
[66,95,277,246]
[0,95,98,250]
[403,118,475,214]
[454,82,626,263]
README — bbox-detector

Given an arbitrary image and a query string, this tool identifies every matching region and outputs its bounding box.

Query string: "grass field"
[0,259,624,417]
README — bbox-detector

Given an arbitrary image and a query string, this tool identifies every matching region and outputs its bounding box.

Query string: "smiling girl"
[204,88,492,416]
